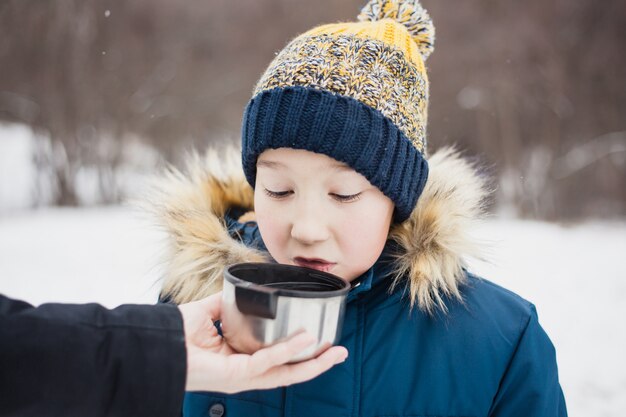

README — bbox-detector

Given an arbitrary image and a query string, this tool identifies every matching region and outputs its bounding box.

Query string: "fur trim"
[143,148,267,304]
[146,146,489,313]
[388,148,489,314]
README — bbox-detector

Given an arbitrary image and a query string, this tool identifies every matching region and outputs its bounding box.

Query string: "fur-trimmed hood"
[146,147,489,314]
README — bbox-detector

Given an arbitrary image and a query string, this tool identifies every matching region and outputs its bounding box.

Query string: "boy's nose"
[290,208,330,245]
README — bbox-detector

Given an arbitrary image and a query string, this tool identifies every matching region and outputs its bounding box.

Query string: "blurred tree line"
[0,0,624,219]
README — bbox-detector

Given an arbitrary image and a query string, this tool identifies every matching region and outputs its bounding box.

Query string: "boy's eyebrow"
[257,160,284,169]
[257,159,352,171]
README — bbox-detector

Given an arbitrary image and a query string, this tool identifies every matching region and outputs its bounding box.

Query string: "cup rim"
[224,262,351,299]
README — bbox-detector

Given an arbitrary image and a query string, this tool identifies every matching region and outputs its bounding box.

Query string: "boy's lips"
[293,257,336,272]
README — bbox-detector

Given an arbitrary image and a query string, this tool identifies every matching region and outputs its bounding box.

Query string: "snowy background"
[1,123,625,416]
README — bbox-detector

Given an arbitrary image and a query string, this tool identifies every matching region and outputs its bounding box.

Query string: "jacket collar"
[146,147,489,314]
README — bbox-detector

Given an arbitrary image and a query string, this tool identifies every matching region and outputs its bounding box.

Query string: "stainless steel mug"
[221,262,350,362]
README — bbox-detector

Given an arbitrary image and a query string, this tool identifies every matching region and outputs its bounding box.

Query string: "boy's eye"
[263,188,361,203]
[330,192,362,203]
[263,188,293,199]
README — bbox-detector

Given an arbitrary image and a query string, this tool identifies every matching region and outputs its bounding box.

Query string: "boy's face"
[254,148,394,282]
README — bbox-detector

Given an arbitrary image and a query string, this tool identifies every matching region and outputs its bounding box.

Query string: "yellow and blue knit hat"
[242,0,435,222]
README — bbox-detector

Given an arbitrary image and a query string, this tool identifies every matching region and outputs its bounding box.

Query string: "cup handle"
[235,285,278,319]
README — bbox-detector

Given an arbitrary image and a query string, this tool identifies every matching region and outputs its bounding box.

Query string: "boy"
[153,0,567,415]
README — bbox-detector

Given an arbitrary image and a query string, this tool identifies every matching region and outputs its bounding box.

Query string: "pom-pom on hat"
[241,0,435,222]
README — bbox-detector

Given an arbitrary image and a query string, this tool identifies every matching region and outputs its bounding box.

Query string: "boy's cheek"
[340,215,389,264]
[256,213,287,256]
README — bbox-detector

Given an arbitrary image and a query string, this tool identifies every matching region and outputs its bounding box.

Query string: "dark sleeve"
[0,294,187,417]
[488,304,568,417]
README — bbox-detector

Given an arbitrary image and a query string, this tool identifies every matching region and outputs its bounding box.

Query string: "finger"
[199,321,222,349]
[246,332,317,377]
[184,293,223,349]
[254,346,348,389]
[190,313,222,349]
[196,292,223,321]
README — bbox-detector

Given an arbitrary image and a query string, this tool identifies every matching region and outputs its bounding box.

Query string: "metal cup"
[221,262,350,362]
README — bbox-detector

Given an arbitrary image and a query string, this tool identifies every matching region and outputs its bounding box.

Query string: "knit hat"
[241,0,435,222]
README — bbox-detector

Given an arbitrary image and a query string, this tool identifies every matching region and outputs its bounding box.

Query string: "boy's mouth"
[293,257,336,272]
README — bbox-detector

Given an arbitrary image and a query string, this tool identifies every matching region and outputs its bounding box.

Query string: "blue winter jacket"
[154,148,567,417]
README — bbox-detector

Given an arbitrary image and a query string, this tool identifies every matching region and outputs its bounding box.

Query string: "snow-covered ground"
[0,207,165,307]
[0,207,624,416]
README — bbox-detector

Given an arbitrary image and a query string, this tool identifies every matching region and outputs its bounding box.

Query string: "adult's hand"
[178,293,348,393]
